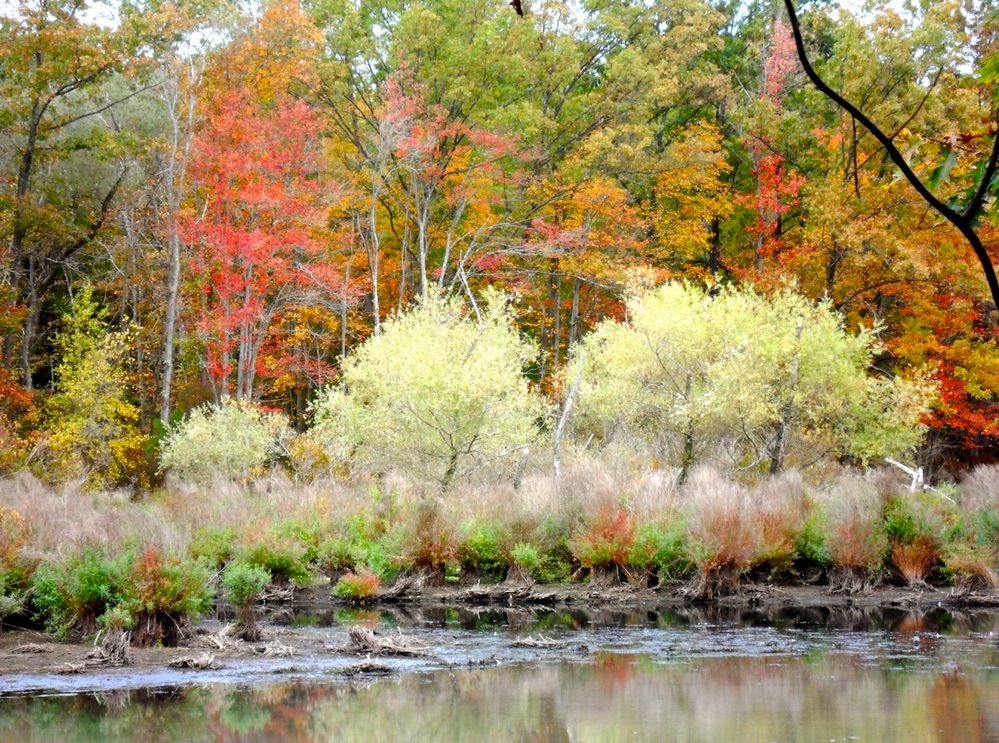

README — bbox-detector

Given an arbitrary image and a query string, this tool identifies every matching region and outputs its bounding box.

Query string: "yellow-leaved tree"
[36,287,147,489]
[569,282,933,481]
[312,291,545,490]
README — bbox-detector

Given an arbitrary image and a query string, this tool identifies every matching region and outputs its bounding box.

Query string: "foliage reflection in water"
[4,607,999,742]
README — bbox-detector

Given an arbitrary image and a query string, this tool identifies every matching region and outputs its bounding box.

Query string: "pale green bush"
[312,292,545,489]
[570,282,932,478]
[159,400,292,483]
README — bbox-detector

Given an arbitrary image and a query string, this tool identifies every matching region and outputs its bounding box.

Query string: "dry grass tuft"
[821,475,887,592]
[891,536,939,587]
[960,465,999,514]
[682,467,761,598]
[752,469,810,568]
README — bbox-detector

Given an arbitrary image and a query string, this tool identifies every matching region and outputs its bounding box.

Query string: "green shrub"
[971,509,999,546]
[160,399,291,483]
[98,604,134,632]
[125,548,214,644]
[0,571,27,628]
[30,548,130,635]
[315,536,358,575]
[794,513,831,565]
[221,561,271,608]
[238,535,311,586]
[189,526,240,568]
[510,543,541,577]
[458,522,507,578]
[221,560,270,641]
[627,522,691,582]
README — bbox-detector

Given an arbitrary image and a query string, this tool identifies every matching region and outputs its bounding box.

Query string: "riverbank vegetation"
[3,458,999,640]
[2,0,999,644]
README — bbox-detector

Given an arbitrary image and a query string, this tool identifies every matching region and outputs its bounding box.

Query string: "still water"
[2,606,999,742]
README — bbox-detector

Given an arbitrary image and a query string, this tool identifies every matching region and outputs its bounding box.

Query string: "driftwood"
[253,640,295,657]
[346,626,428,656]
[11,643,55,654]
[196,623,239,650]
[168,652,219,670]
[86,629,131,667]
[54,662,86,675]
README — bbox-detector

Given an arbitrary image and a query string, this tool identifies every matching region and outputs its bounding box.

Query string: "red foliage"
[184,90,346,398]
[570,507,635,568]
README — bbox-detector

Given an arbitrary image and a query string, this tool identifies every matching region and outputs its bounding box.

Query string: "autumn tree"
[312,292,544,490]
[0,0,197,387]
[183,91,342,401]
[571,283,931,482]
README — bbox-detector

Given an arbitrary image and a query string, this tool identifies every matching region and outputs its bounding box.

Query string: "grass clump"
[30,548,130,636]
[458,522,508,581]
[626,521,691,586]
[683,468,762,599]
[821,476,888,593]
[126,547,213,646]
[569,507,635,586]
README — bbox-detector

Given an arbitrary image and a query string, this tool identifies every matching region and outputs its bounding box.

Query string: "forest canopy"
[1,0,998,487]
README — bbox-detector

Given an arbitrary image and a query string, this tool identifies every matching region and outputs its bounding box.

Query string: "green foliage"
[315,536,358,574]
[30,548,130,635]
[36,287,148,489]
[0,571,27,626]
[627,522,692,581]
[510,543,541,574]
[221,561,270,608]
[312,293,545,489]
[572,283,933,475]
[794,514,831,566]
[159,400,292,483]
[124,547,214,623]
[28,545,213,637]
[189,526,239,568]
[238,535,310,586]
[458,522,507,578]
[883,493,956,545]
[98,604,134,632]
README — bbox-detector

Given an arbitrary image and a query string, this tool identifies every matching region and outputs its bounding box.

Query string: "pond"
[2,605,999,742]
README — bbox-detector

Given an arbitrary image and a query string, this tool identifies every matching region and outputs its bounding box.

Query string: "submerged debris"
[253,640,295,657]
[511,634,562,649]
[340,659,394,676]
[168,652,219,670]
[346,625,428,657]
[54,662,86,675]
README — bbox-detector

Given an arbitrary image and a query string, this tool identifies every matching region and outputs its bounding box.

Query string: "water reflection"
[273,601,999,637]
[5,606,999,741]
[3,654,999,742]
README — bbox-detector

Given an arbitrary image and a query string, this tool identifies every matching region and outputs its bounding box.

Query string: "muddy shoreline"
[3,581,998,690]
